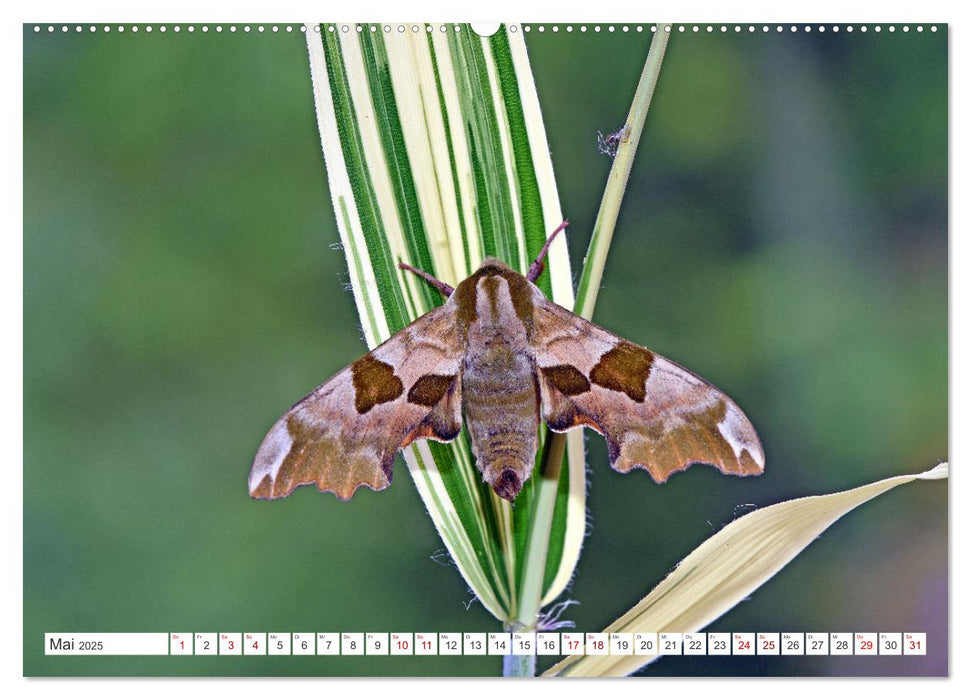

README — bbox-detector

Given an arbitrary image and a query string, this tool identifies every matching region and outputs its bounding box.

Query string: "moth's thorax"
[453,260,536,342]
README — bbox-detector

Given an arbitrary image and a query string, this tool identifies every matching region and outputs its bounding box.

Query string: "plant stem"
[502,650,537,677]
[505,26,671,674]
[574,25,670,319]
[512,432,568,631]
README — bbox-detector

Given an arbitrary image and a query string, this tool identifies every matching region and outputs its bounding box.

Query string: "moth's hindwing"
[531,293,765,482]
[249,303,464,501]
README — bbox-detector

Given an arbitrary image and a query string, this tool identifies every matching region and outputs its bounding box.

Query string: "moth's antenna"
[398,261,455,297]
[527,220,569,283]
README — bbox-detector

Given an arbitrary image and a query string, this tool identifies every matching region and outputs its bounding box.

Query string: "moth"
[249,224,764,503]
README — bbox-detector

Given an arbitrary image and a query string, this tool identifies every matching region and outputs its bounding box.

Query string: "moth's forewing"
[531,291,764,482]
[249,303,464,500]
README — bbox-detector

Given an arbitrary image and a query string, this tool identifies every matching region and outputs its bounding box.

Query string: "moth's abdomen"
[461,336,540,501]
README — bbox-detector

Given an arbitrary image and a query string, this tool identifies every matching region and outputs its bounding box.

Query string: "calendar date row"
[46,632,927,657]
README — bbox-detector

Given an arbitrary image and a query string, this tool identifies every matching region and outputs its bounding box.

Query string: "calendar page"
[22,17,947,679]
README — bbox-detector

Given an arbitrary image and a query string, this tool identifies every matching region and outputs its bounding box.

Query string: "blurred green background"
[23,24,946,676]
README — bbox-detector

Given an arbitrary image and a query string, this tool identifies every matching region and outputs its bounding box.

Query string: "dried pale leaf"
[546,462,948,677]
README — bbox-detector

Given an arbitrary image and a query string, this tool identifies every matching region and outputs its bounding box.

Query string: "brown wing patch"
[589,341,654,402]
[406,373,463,444]
[540,364,591,396]
[351,355,404,414]
[407,373,455,406]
